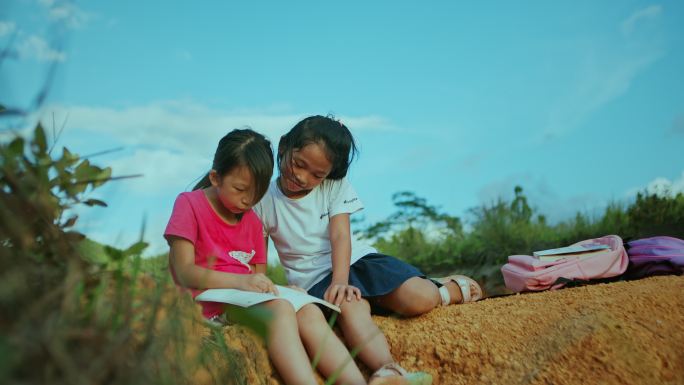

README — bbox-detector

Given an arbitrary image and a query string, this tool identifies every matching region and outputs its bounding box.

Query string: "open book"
[533,244,611,262]
[195,285,341,313]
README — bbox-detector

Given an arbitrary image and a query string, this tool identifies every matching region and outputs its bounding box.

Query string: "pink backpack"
[501,235,629,292]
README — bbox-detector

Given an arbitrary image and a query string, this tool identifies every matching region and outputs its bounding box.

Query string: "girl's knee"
[338,298,372,322]
[296,303,325,324]
[393,278,440,316]
[402,292,438,316]
[264,298,297,317]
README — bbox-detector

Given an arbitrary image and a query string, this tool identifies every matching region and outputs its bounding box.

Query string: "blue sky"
[1,1,683,257]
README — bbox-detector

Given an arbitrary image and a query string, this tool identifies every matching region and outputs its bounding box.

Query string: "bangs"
[242,140,274,203]
[277,115,357,180]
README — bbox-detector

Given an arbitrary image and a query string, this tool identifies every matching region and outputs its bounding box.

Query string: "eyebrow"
[233,181,250,188]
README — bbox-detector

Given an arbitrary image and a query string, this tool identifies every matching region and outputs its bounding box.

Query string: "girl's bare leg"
[336,298,395,371]
[261,299,318,385]
[375,277,475,317]
[296,304,366,385]
[374,277,441,317]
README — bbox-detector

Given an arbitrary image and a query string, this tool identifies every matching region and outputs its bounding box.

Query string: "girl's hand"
[239,273,279,295]
[324,283,361,306]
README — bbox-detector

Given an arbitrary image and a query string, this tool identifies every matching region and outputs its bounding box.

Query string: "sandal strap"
[371,362,408,378]
[455,278,471,303]
[436,275,483,304]
[438,285,451,306]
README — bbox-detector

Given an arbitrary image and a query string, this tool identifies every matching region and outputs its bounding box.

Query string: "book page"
[533,244,610,257]
[195,285,340,312]
[536,249,612,262]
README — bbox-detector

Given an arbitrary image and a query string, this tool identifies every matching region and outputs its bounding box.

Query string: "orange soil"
[191,275,684,385]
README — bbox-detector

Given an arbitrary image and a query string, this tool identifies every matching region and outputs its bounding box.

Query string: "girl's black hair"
[193,128,274,203]
[278,115,357,180]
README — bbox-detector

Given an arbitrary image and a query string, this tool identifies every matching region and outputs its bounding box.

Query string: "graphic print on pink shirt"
[228,249,256,270]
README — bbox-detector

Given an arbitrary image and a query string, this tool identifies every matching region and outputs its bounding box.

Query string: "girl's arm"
[169,236,276,294]
[249,238,280,293]
[250,238,285,294]
[249,236,270,273]
[253,264,266,274]
[326,213,362,305]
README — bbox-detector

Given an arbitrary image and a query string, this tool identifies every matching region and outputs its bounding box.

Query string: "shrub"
[0,123,250,385]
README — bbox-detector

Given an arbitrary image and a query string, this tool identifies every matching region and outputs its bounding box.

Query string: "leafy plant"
[0,123,252,385]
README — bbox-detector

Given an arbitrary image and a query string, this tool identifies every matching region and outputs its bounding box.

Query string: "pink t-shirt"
[164,189,266,318]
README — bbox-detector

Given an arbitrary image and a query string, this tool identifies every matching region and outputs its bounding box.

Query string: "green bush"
[0,123,253,385]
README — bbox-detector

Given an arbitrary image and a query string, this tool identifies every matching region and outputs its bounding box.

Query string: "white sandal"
[369,363,432,385]
[436,275,483,304]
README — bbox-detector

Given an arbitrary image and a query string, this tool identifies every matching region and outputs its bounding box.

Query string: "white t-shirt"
[254,178,377,290]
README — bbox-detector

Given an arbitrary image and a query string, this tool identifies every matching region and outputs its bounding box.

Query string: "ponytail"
[193,172,211,191]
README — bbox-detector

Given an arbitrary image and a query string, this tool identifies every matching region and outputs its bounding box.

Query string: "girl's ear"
[208,169,220,187]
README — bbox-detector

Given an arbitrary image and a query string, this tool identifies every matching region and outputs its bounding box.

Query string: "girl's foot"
[436,275,483,304]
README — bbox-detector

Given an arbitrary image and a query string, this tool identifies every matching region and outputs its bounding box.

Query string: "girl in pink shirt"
[164,128,407,385]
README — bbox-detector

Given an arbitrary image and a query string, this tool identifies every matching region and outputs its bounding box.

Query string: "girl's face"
[280,142,332,197]
[209,165,256,215]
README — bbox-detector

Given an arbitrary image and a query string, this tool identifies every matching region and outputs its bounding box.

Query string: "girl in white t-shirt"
[255,115,482,383]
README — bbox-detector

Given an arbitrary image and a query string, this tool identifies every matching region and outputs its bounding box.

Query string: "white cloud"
[0,21,16,37]
[44,102,299,154]
[621,5,663,36]
[76,210,171,256]
[106,148,211,195]
[42,101,392,153]
[17,35,66,62]
[626,171,684,198]
[32,101,393,255]
[39,0,91,29]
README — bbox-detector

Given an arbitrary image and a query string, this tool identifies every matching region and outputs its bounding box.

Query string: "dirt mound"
[379,275,684,384]
[197,275,684,385]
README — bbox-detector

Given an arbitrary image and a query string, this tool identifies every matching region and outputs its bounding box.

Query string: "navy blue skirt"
[308,253,427,301]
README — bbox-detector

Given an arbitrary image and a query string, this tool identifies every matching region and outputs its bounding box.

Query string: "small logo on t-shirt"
[228,249,256,270]
[343,198,358,204]
[320,212,329,219]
